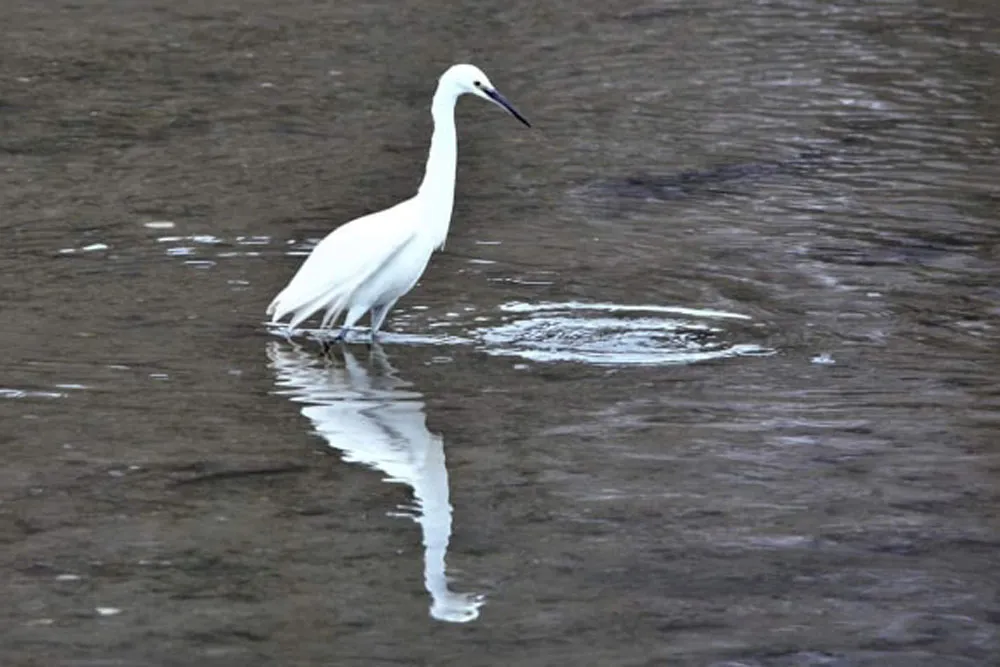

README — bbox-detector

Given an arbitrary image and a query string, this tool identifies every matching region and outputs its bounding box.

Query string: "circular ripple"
[474,302,772,366]
[269,301,773,367]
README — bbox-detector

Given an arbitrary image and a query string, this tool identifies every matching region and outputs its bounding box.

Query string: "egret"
[266,63,531,342]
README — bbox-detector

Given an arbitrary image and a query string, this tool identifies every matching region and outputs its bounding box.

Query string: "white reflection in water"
[267,341,484,623]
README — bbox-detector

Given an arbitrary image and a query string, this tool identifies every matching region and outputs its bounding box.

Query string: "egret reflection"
[266,341,484,623]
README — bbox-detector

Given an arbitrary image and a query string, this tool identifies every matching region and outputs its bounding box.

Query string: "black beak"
[485,88,531,128]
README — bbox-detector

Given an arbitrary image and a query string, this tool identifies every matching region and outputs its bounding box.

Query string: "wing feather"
[267,200,418,328]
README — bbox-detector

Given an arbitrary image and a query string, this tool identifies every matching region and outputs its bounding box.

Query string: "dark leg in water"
[320,327,348,355]
[369,299,399,343]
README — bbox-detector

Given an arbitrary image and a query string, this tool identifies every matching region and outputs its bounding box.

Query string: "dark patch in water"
[587,150,831,202]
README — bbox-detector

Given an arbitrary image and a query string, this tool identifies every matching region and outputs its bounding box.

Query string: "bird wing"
[267,200,419,328]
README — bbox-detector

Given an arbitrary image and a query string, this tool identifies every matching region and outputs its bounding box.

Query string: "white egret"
[266,63,531,341]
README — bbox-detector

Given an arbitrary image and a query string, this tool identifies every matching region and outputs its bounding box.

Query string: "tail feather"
[267,242,384,330]
[266,287,297,323]
[268,286,326,328]
[270,281,359,331]
[289,288,348,331]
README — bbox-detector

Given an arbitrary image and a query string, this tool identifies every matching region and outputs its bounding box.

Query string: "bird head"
[440,64,531,127]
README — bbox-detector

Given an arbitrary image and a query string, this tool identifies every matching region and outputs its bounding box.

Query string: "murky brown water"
[3,0,1000,665]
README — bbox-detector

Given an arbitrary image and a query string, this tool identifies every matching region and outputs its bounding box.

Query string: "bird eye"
[473,80,482,88]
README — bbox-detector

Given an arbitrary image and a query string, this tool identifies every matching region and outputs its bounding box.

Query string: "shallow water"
[2,0,999,665]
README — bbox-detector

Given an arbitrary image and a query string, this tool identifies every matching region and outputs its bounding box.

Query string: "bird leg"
[369,299,399,343]
[318,325,347,355]
[320,332,348,357]
[334,305,370,346]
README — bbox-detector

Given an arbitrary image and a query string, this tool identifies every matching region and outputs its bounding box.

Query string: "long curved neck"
[416,88,458,246]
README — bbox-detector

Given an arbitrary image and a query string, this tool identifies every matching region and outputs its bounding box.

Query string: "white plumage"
[267,63,530,340]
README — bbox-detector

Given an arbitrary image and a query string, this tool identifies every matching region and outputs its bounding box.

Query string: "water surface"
[2,0,999,665]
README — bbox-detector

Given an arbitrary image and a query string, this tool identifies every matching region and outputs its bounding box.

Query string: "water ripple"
[272,300,772,367]
[474,301,771,365]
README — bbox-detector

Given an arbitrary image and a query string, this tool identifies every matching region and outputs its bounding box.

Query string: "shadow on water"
[266,341,484,623]
[575,149,835,204]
